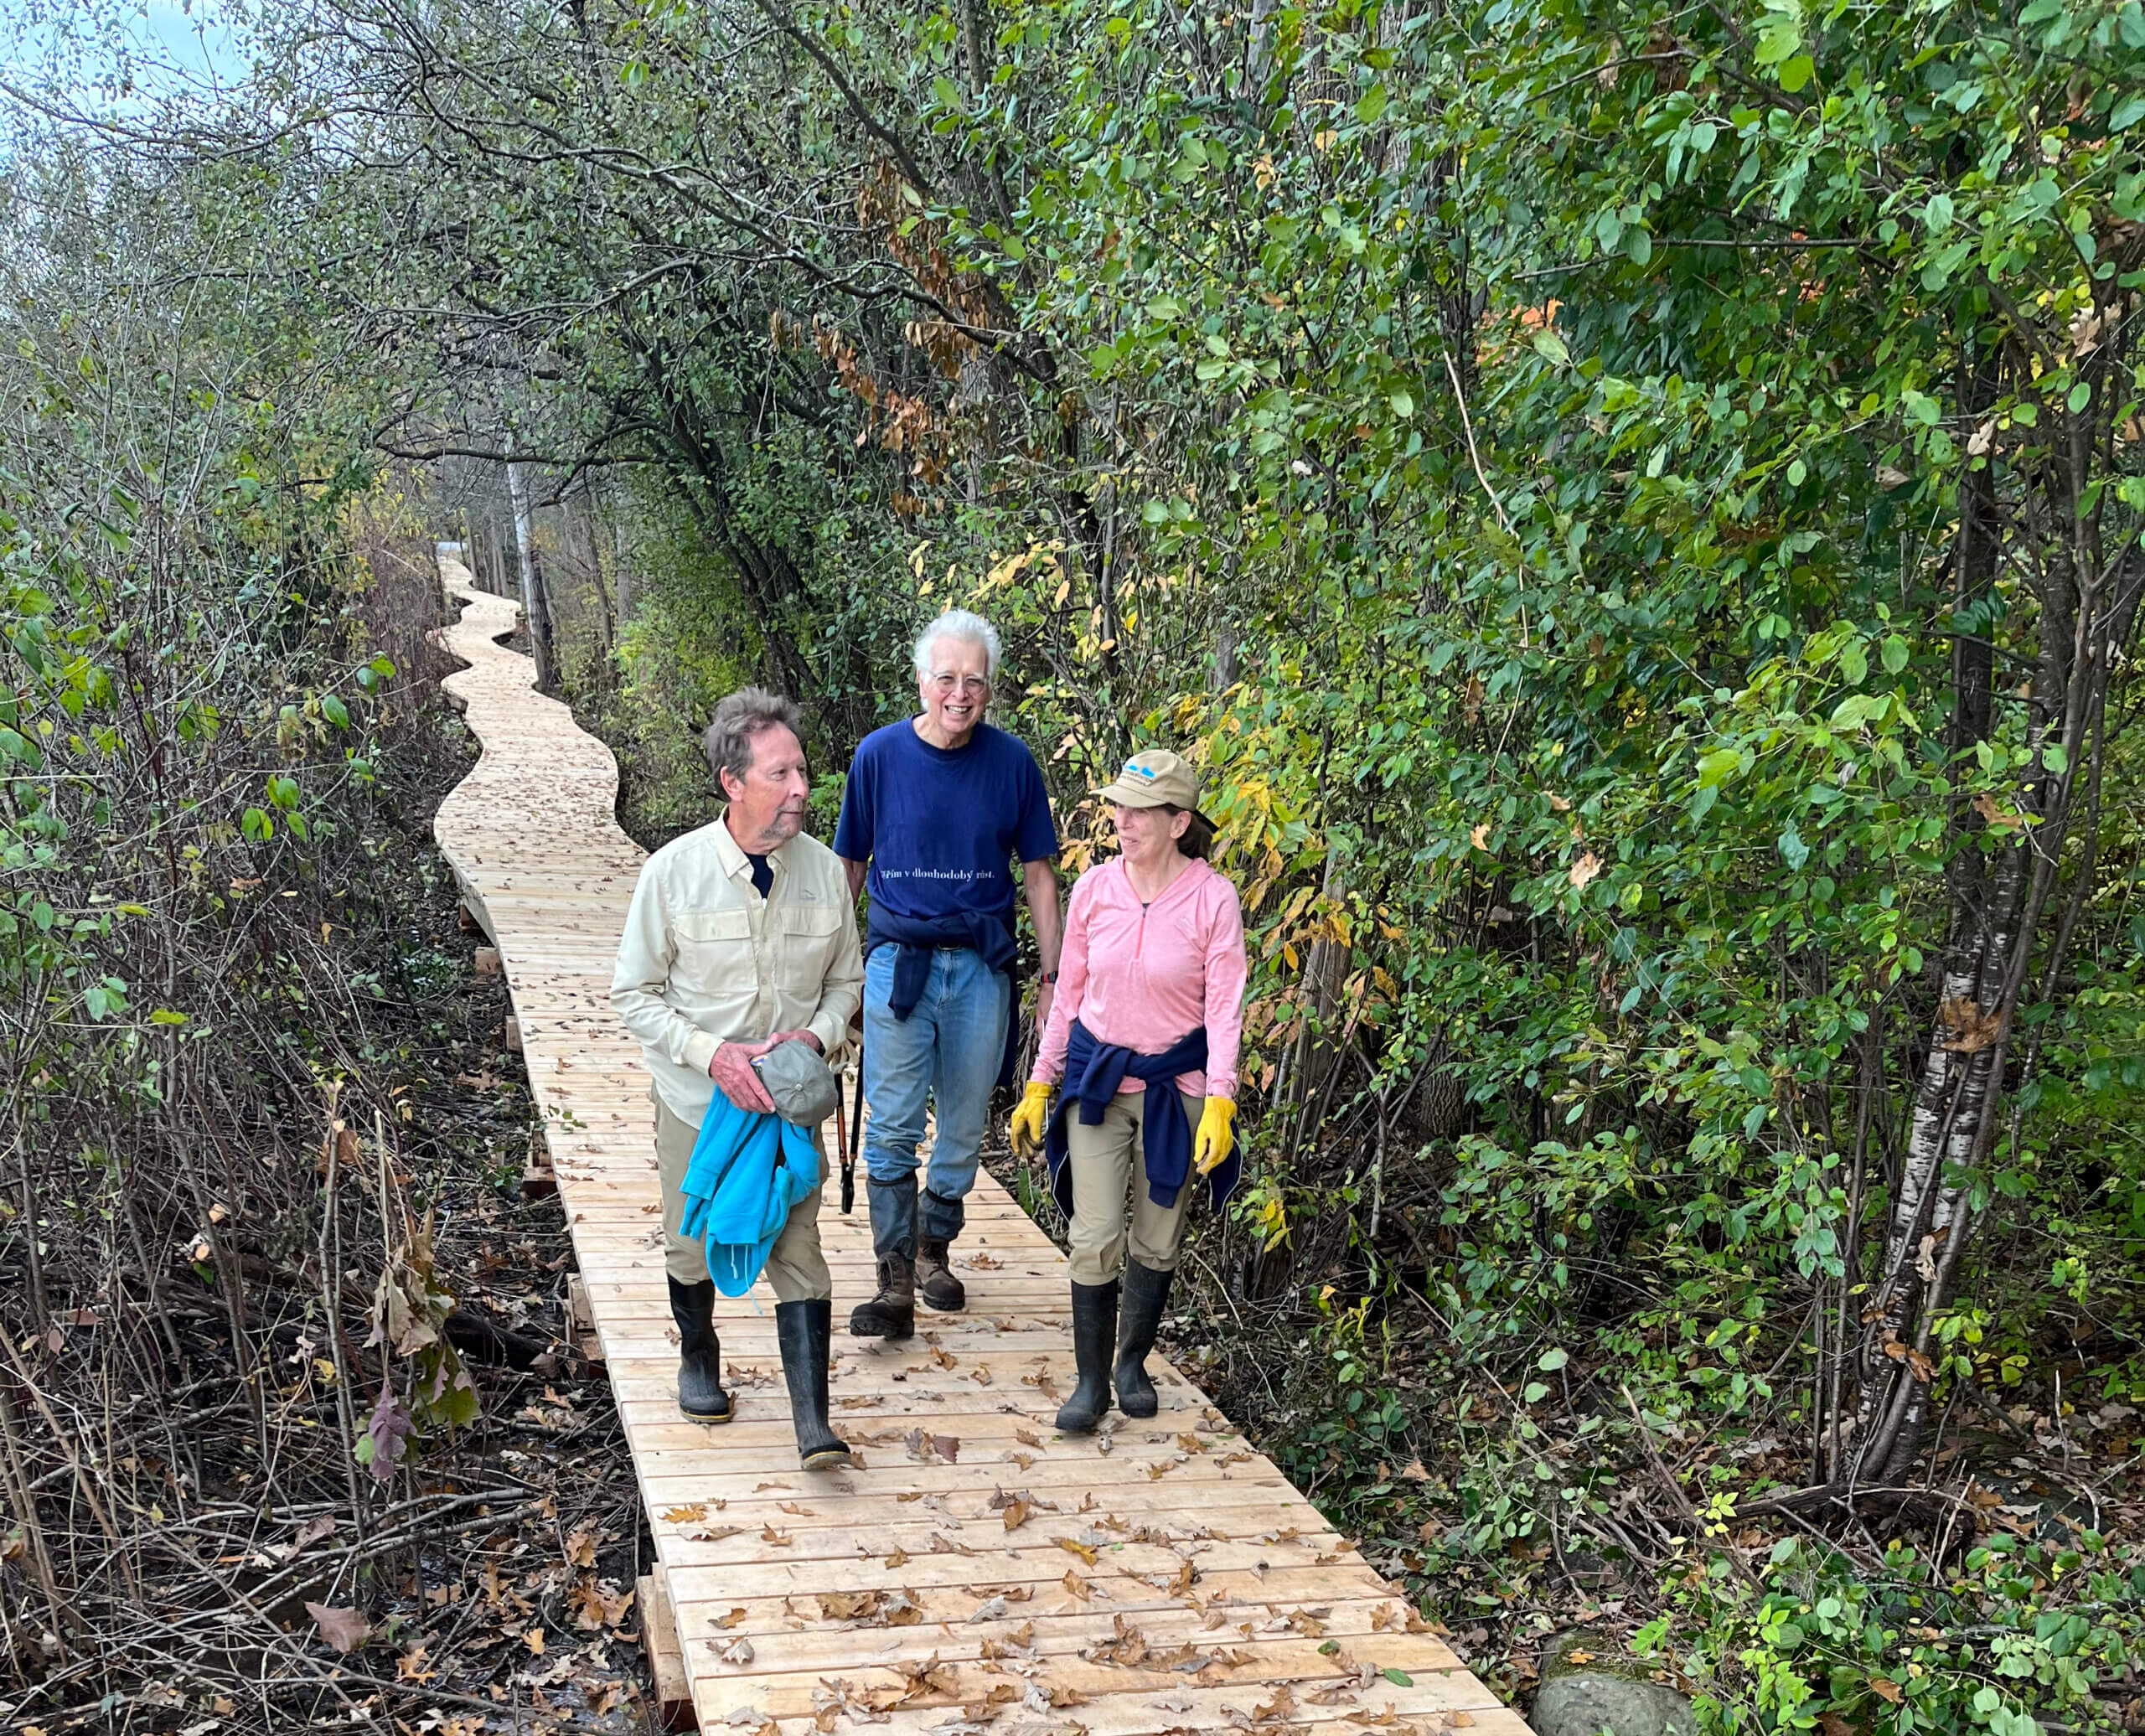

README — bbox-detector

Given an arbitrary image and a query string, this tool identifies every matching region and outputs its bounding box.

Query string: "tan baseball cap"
[1097,749,1209,823]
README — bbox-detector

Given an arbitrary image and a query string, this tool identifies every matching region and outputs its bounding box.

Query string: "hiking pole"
[833,1065,855,1212]
[840,1026,862,1214]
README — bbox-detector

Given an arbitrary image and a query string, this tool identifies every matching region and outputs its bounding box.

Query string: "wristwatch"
[1041,971,1059,984]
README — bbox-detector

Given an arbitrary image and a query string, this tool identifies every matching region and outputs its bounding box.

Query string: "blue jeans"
[862,945,1010,1245]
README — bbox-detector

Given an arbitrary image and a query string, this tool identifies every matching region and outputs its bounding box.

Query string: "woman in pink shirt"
[1008,750,1248,1434]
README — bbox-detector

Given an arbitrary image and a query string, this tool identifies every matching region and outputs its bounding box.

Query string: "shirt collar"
[715,811,789,880]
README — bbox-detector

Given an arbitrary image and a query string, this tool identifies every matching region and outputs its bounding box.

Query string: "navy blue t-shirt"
[833,721,1059,946]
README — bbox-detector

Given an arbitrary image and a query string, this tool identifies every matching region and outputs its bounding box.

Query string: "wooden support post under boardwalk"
[638,1571,696,1730]
[428,556,1535,1736]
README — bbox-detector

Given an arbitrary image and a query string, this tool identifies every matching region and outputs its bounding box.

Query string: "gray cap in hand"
[752,1039,840,1128]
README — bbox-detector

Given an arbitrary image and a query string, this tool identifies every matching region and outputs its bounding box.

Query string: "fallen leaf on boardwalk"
[1147,1461,1178,1480]
[1168,1559,1197,1596]
[1453,1715,1476,1728]
[721,1709,774,1734]
[968,1254,1003,1269]
[1000,1500,1030,1530]
[752,1480,788,1491]
[661,1503,710,1523]
[886,1546,912,1568]
[931,1346,957,1369]
[717,1636,755,1666]
[1083,1614,1161,1666]
[305,1603,370,1653]
[1016,1428,1042,1448]
[1290,1609,1328,1638]
[969,1367,993,1385]
[761,1524,793,1546]
[904,1429,961,1462]
[1010,1453,1037,1470]
[929,1532,977,1556]
[1217,1450,1252,1466]
[685,1525,744,1544]
[1062,1570,1090,1601]
[1176,1434,1206,1453]
[778,1501,815,1516]
[1305,1682,1360,1705]
[1057,1537,1098,1565]
[837,1395,876,1409]
[819,1590,886,1621]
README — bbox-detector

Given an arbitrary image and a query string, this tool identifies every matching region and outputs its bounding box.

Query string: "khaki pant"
[1065,1089,1201,1287]
[653,1093,832,1301]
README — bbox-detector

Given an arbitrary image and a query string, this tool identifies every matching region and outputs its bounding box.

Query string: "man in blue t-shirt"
[832,608,1062,1339]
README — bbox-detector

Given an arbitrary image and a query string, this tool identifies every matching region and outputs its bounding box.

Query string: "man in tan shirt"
[611,688,863,1470]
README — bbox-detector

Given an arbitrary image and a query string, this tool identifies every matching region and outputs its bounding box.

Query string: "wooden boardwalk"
[430,558,1529,1736]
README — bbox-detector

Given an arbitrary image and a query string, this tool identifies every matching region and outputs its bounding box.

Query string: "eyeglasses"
[928,673,990,696]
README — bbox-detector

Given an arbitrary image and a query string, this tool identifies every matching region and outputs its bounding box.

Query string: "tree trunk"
[505,460,556,690]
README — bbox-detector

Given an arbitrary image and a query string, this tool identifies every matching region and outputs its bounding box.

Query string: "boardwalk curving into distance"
[430,556,1531,1736]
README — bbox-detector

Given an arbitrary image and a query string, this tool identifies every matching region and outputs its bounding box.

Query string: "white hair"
[912,609,1002,683]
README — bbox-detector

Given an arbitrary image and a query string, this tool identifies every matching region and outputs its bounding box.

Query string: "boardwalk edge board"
[429,559,1533,1735]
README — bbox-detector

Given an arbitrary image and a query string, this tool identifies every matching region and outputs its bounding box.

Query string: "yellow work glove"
[1009,1082,1056,1158]
[1192,1097,1237,1175]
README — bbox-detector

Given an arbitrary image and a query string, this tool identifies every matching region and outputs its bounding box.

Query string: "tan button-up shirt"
[610,817,864,1124]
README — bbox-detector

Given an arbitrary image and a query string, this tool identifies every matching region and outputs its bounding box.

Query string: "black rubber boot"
[909,1193,969,1305]
[1055,1279,1118,1434]
[850,1176,918,1338]
[778,1299,852,1471]
[1114,1259,1174,1419]
[668,1276,731,1424]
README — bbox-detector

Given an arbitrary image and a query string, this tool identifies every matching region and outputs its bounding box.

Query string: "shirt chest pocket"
[671,908,755,1001]
[773,905,841,1000]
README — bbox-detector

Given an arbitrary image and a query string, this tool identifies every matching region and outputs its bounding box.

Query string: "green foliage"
[1640,1533,2145,1736]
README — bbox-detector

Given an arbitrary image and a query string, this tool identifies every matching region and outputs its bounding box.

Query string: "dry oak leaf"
[762,1524,793,1546]
[661,1502,709,1524]
[1062,1570,1091,1601]
[1015,1428,1042,1448]
[1971,790,2026,833]
[1937,995,2003,1054]
[717,1636,756,1666]
[305,1602,371,1654]
[1569,850,1604,890]
[905,1428,961,1463]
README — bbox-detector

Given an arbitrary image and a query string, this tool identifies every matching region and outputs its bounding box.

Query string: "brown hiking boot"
[848,1255,915,1340]
[915,1238,966,1312]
